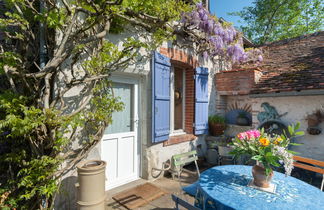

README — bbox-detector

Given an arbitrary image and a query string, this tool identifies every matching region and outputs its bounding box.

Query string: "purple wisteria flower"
[180,2,263,64]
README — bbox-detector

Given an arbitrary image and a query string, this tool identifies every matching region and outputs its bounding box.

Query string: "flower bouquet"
[230,123,304,188]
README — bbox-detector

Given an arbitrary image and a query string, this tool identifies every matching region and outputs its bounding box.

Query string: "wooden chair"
[293,156,324,191]
[171,194,201,210]
[170,150,200,180]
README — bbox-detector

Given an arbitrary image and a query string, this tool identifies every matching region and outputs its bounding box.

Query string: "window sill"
[163,134,197,147]
[169,130,186,136]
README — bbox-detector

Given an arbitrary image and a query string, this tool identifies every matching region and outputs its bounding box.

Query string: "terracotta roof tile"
[250,31,324,95]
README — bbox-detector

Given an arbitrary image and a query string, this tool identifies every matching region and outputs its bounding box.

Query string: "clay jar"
[252,164,273,188]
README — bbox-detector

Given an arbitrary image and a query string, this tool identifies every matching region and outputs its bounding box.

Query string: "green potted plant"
[208,115,226,136]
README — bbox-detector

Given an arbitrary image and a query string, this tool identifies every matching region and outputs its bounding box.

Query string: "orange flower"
[259,138,270,146]
[274,137,283,145]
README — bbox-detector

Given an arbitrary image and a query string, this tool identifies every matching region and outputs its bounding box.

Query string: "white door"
[101,79,139,190]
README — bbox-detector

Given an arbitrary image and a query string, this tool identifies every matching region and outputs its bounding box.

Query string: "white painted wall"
[251,95,324,161]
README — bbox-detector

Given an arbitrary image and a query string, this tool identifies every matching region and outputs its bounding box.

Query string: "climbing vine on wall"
[0,1,263,208]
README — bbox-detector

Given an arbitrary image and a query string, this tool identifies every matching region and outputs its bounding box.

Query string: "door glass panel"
[104,82,133,134]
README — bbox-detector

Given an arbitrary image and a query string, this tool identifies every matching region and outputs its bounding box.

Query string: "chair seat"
[182,181,199,196]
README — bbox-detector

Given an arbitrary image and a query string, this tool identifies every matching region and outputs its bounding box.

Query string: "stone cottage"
[215,31,324,161]
[81,1,222,191]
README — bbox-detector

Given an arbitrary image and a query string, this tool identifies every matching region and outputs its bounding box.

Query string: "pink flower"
[253,130,261,138]
[247,130,261,138]
[237,132,247,140]
[237,130,261,141]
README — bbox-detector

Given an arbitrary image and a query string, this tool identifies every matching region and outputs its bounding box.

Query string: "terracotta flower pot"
[252,164,273,188]
[209,123,226,136]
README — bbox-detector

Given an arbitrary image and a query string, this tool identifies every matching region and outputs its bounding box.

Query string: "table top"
[198,165,324,210]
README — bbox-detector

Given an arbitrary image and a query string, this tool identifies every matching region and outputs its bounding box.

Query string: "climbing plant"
[180,3,262,63]
[0,1,261,208]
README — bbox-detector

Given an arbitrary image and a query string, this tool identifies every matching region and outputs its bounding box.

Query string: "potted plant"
[216,137,233,157]
[208,115,226,136]
[236,111,250,126]
[230,123,304,188]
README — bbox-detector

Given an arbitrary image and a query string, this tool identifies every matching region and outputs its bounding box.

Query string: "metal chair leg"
[321,174,324,191]
[194,160,200,177]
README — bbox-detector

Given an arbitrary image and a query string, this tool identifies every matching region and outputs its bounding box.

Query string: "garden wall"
[251,95,324,161]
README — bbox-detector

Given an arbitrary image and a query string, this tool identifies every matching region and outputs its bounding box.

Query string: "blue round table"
[196,165,324,210]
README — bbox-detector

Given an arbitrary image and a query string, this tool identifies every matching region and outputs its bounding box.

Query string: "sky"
[210,0,254,28]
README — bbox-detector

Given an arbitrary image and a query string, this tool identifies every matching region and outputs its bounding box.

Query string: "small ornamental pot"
[252,164,273,188]
[236,116,249,126]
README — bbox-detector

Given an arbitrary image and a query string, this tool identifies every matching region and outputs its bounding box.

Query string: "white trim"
[105,175,138,190]
[170,66,186,134]
[169,130,186,137]
[101,77,140,190]
[170,66,175,132]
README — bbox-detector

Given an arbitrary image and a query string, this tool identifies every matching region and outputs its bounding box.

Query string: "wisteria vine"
[181,2,263,64]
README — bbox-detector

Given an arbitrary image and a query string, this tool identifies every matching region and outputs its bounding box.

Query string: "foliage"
[0,0,190,208]
[208,115,226,124]
[181,3,263,63]
[230,123,304,175]
[0,0,262,208]
[229,0,324,44]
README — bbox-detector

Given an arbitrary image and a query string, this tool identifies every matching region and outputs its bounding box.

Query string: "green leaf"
[289,142,303,146]
[295,131,305,136]
[287,150,299,155]
[288,125,294,135]
[251,155,263,161]
[295,122,300,130]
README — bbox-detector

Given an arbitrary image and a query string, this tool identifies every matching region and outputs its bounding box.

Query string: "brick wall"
[215,68,262,95]
[159,47,198,68]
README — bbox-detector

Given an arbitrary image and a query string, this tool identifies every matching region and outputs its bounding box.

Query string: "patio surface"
[105,172,197,210]
[104,161,323,209]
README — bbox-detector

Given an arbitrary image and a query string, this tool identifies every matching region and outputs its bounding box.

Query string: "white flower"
[274,146,294,176]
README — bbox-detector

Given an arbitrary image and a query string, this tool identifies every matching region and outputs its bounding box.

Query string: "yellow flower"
[274,137,283,145]
[259,138,270,146]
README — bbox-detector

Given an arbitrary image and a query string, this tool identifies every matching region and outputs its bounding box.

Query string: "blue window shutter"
[152,52,171,143]
[195,67,209,135]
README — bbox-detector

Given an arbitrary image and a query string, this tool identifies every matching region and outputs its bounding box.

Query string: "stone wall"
[251,95,324,161]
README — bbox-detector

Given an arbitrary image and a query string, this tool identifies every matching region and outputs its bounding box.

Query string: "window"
[104,82,134,134]
[170,66,185,134]
[152,51,209,143]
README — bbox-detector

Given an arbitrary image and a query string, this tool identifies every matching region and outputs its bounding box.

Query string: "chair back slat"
[294,162,324,174]
[172,150,198,167]
[173,156,198,166]
[293,156,324,168]
[293,156,324,174]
